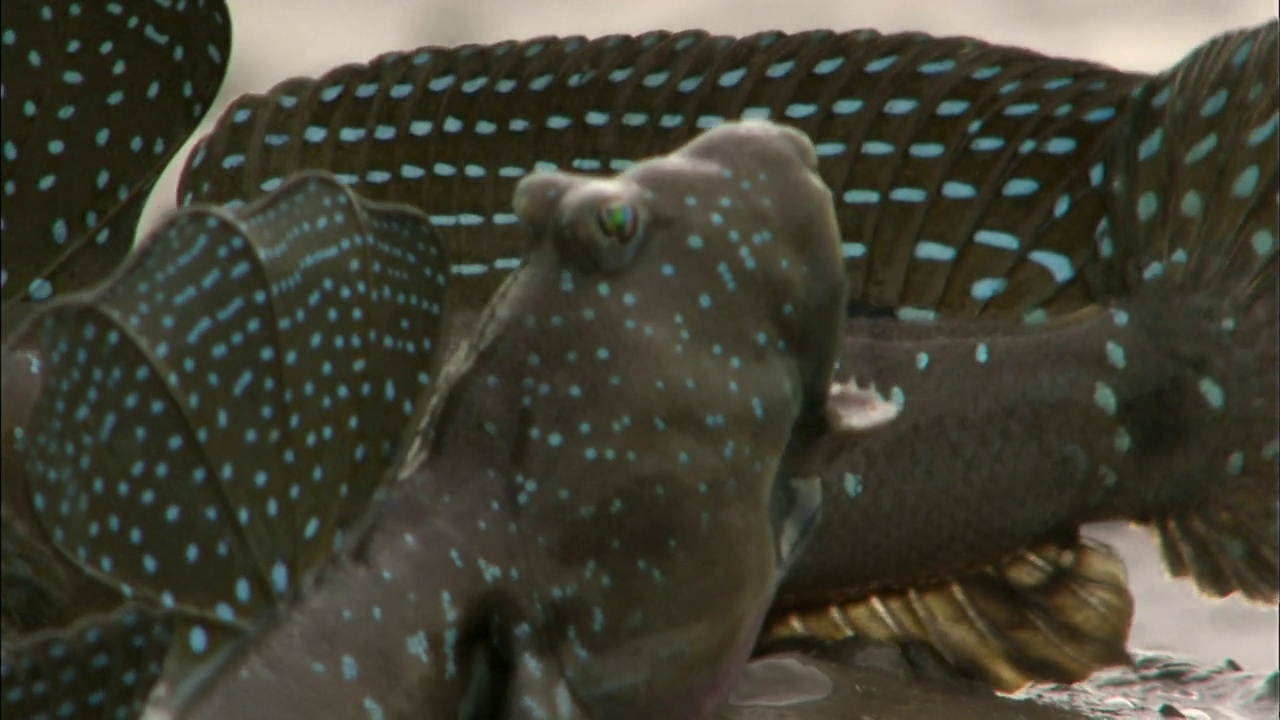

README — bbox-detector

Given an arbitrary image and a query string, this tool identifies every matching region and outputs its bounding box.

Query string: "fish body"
[176,19,1278,690]
[765,19,1278,687]
[4,17,1275,719]
[179,120,846,719]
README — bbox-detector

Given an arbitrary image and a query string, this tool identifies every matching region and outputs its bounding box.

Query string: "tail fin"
[763,537,1134,692]
[1104,21,1279,603]
[0,604,173,720]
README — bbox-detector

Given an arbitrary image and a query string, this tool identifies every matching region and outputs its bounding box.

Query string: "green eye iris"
[597,202,639,242]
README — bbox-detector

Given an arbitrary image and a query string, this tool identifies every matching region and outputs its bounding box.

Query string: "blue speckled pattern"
[14,172,451,694]
[181,121,846,720]
[1102,19,1278,602]
[175,28,1144,323]
[1,603,173,720]
[0,0,230,307]
[764,18,1278,688]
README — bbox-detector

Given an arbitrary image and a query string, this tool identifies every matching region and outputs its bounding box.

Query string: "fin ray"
[764,539,1135,691]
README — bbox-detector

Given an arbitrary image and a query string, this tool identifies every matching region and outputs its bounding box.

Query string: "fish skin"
[1,603,174,720]
[764,18,1278,687]
[5,18,1269,712]
[774,17,1278,604]
[0,0,231,311]
[174,19,1277,688]
[7,171,453,716]
[179,120,846,720]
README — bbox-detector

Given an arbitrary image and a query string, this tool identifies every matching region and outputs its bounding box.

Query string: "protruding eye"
[597,202,639,243]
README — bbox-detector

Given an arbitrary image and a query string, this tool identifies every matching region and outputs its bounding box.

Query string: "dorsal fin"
[176,29,1145,322]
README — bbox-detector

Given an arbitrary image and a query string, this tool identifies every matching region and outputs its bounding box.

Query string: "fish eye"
[596,202,640,243]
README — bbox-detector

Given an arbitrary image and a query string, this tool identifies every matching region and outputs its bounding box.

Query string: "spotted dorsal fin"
[175,29,1145,323]
[13,172,451,685]
[0,0,230,313]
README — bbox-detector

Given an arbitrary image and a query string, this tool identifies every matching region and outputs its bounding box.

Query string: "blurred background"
[147,0,1279,671]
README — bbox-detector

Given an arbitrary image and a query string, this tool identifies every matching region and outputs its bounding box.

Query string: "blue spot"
[677,75,703,93]
[813,57,845,75]
[1083,106,1116,122]
[832,99,863,115]
[1232,165,1260,198]
[1180,190,1203,218]
[1197,377,1225,409]
[1105,341,1127,370]
[941,181,976,199]
[319,83,344,102]
[784,103,818,119]
[1138,128,1164,160]
[936,99,970,116]
[914,241,956,262]
[864,55,897,73]
[908,142,945,158]
[842,242,868,259]
[1053,194,1071,218]
[889,187,926,203]
[970,277,1007,301]
[641,70,669,87]
[1093,382,1118,415]
[1003,102,1039,116]
[1247,112,1278,146]
[1041,137,1077,154]
[883,98,918,114]
[1002,178,1039,197]
[1200,88,1228,117]
[842,473,864,498]
[1027,250,1075,283]
[814,141,846,157]
[1252,229,1277,256]
[1137,192,1158,221]
[896,307,936,323]
[974,343,990,363]
[918,58,956,74]
[842,189,880,204]
[765,60,795,78]
[973,230,1019,251]
[861,140,894,156]
[188,626,208,654]
[718,67,746,87]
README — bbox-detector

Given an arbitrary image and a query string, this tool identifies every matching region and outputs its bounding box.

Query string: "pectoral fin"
[1,604,173,720]
[763,539,1134,692]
